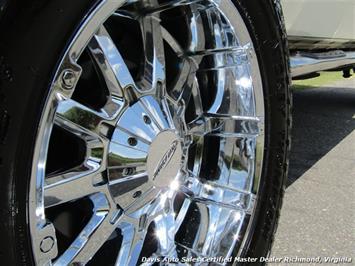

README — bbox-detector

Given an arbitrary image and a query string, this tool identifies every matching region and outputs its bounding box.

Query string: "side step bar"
[290,50,355,78]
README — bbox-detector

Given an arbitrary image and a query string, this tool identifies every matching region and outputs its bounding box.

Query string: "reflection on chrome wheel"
[27,0,268,265]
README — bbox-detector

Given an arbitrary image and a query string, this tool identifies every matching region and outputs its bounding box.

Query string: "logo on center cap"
[152,140,179,180]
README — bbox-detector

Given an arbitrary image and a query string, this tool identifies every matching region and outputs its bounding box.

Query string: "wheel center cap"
[147,131,182,188]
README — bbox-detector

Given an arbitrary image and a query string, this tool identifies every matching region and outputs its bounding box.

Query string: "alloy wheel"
[29,0,265,264]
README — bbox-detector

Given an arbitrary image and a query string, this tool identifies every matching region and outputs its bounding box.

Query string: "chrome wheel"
[30,0,264,264]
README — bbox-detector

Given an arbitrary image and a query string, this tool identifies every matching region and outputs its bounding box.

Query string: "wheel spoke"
[44,166,105,208]
[175,198,191,230]
[155,212,176,255]
[191,80,203,116]
[218,136,258,193]
[160,14,203,109]
[181,173,256,214]
[187,114,261,137]
[89,25,138,99]
[154,193,177,255]
[188,45,257,118]
[169,59,197,105]
[115,221,148,266]
[54,194,118,265]
[55,98,112,135]
[176,201,246,257]
[139,14,165,91]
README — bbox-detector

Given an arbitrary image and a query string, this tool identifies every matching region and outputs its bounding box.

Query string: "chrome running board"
[290,50,355,78]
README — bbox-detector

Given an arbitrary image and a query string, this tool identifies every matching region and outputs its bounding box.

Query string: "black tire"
[0,0,291,265]
[231,0,292,262]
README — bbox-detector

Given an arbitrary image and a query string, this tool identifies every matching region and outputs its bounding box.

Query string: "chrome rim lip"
[29,0,265,264]
[29,1,127,263]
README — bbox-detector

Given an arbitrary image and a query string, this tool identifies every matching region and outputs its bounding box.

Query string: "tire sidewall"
[231,0,291,262]
[0,0,98,264]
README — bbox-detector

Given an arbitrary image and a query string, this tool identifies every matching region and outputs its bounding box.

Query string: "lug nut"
[61,69,76,89]
[40,236,55,253]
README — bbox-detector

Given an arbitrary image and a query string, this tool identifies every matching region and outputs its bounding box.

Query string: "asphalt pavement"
[270,77,355,264]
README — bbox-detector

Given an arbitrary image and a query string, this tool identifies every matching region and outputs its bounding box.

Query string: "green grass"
[292,71,352,90]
